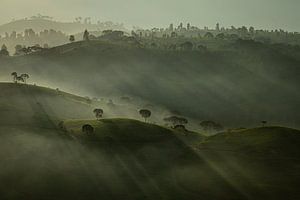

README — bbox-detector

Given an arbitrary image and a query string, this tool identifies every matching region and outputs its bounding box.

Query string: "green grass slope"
[1,40,299,128]
[0,83,299,199]
[0,83,93,128]
[60,118,248,200]
[63,118,204,142]
[200,126,300,156]
[196,127,300,199]
[0,84,243,200]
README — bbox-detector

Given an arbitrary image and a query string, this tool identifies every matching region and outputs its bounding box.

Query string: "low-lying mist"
[1,40,299,129]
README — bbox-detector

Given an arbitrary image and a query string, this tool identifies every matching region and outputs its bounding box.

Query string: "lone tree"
[11,72,18,83]
[139,109,151,122]
[93,109,104,120]
[69,35,75,43]
[0,44,9,56]
[20,74,29,84]
[82,124,94,135]
[261,121,267,127]
[83,29,90,41]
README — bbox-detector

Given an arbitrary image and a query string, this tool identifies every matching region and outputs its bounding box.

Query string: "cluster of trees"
[11,72,30,84]
[14,44,46,55]
[0,29,68,54]
[73,17,125,30]
[69,30,96,43]
[133,22,300,46]
[64,107,269,137]
[89,107,227,135]
[88,108,191,136]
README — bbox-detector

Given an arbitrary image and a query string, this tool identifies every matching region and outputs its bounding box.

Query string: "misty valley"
[0,13,300,200]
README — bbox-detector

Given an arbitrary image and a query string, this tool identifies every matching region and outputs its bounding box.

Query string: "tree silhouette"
[20,74,29,84]
[261,121,267,127]
[83,30,90,41]
[69,35,75,43]
[216,23,220,31]
[14,45,23,55]
[93,109,104,120]
[139,109,151,122]
[82,124,94,135]
[0,44,9,56]
[11,72,18,83]
[16,76,25,83]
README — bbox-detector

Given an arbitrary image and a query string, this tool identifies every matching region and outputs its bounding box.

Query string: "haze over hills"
[1,39,299,129]
[0,83,240,200]
[0,17,127,35]
[0,83,299,199]
[0,9,300,199]
[196,127,300,199]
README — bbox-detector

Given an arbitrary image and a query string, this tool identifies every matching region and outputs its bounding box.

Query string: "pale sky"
[0,0,299,31]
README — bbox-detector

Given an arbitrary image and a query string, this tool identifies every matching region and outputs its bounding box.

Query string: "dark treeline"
[1,20,300,55]
[0,15,126,53]
[132,22,300,47]
[0,29,68,54]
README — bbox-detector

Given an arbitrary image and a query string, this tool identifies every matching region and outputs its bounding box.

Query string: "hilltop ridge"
[0,18,127,35]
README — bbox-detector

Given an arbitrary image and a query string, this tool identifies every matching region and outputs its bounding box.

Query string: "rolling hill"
[0,82,300,199]
[196,127,300,199]
[0,83,239,200]
[199,126,300,156]
[0,18,127,35]
[0,82,94,128]
[1,39,299,128]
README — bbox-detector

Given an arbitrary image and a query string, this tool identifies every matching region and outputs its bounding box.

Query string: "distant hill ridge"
[0,18,127,35]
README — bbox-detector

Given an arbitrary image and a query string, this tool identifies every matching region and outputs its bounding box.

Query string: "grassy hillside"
[0,82,157,127]
[0,83,94,128]
[199,126,300,156]
[0,84,242,200]
[61,120,300,200]
[196,127,300,199]
[63,118,204,145]
[0,83,300,199]
[1,39,299,128]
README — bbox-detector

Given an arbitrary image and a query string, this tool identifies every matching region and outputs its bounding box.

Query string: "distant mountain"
[0,18,127,35]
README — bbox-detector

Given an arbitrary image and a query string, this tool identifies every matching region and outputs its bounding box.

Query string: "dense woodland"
[1,18,300,55]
